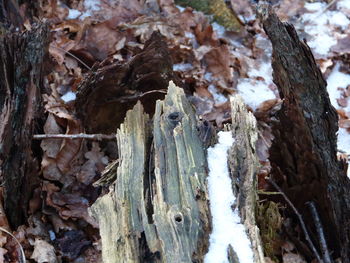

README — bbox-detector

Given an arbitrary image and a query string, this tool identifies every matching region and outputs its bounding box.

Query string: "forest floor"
[1,0,350,262]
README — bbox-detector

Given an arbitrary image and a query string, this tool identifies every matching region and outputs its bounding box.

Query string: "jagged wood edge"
[89,82,210,263]
[228,95,265,263]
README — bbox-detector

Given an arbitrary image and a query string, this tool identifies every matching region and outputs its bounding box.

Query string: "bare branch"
[33,133,116,141]
[266,177,322,263]
[50,45,92,71]
[307,201,332,263]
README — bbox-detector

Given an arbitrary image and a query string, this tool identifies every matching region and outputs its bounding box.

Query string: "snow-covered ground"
[67,0,101,19]
[301,1,350,56]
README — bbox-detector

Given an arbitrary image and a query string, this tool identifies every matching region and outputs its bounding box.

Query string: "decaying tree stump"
[257,4,350,262]
[90,82,266,263]
[0,24,49,228]
[90,82,211,263]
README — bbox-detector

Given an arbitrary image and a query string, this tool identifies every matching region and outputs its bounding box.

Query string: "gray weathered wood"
[90,82,210,263]
[228,95,265,263]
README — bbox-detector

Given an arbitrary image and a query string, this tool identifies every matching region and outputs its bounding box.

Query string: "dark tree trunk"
[0,24,49,228]
[257,4,350,262]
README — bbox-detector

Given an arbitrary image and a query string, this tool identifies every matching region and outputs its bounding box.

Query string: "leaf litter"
[1,0,350,262]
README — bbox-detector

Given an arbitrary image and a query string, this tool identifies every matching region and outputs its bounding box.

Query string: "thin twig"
[51,45,92,71]
[307,201,332,263]
[266,177,322,263]
[0,227,26,263]
[102,89,168,105]
[315,0,338,19]
[33,133,116,141]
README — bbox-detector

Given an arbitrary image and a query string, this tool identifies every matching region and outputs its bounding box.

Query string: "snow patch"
[173,63,193,72]
[80,0,101,19]
[205,131,254,263]
[237,61,275,110]
[327,63,350,111]
[212,22,226,39]
[338,0,350,10]
[67,9,81,19]
[176,5,186,12]
[338,128,350,153]
[208,85,228,105]
[61,91,76,102]
[301,2,350,55]
[327,63,350,178]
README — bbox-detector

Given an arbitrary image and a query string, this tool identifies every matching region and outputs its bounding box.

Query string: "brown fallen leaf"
[31,239,58,263]
[204,44,235,90]
[77,142,108,185]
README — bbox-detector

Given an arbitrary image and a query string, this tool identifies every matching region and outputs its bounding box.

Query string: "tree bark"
[257,4,350,262]
[0,24,49,228]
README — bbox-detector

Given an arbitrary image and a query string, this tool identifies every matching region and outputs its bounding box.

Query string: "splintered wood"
[228,95,265,263]
[89,82,210,263]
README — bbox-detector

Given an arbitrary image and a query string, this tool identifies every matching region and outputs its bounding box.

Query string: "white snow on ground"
[61,91,76,102]
[327,63,350,112]
[67,9,81,19]
[237,79,275,110]
[337,128,350,153]
[326,63,350,177]
[80,0,101,19]
[173,63,193,72]
[203,72,228,105]
[337,127,350,178]
[301,1,350,56]
[208,85,228,105]
[212,22,226,39]
[66,0,101,20]
[205,131,254,263]
[338,0,350,10]
[236,61,276,110]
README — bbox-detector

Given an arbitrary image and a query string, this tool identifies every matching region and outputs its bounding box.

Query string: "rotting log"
[89,82,211,263]
[0,24,49,228]
[257,4,350,262]
[228,95,265,263]
[90,83,266,262]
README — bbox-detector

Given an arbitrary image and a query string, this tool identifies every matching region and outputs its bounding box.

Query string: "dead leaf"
[55,230,91,260]
[0,247,7,263]
[78,142,108,185]
[31,239,58,263]
[204,44,235,90]
[282,252,306,263]
[56,118,83,174]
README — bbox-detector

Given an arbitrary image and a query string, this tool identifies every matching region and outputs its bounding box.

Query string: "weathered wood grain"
[90,82,210,263]
[228,95,265,263]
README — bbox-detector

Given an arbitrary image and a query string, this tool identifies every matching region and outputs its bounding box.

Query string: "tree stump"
[90,82,211,263]
[257,4,350,262]
[89,79,268,262]
[0,24,49,228]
